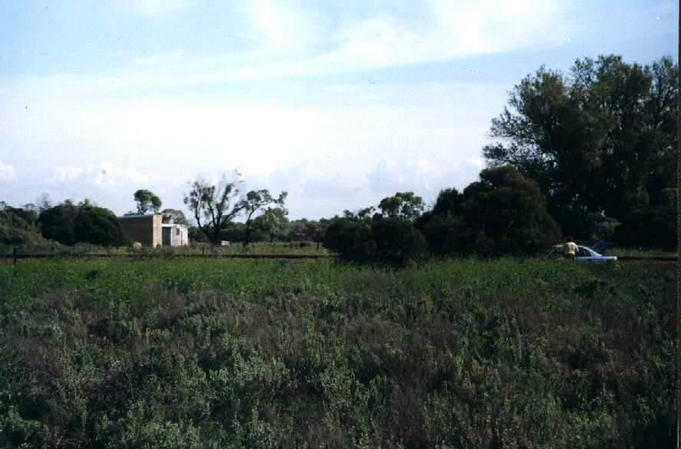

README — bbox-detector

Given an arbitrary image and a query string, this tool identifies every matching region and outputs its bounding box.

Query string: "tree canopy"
[378,192,425,221]
[184,174,246,245]
[238,190,287,246]
[161,208,188,225]
[39,201,128,246]
[133,189,162,215]
[419,167,561,256]
[483,55,676,244]
[0,202,44,245]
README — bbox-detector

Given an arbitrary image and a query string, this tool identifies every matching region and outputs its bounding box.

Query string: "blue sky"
[0,0,676,220]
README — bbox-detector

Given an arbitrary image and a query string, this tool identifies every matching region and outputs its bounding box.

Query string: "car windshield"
[577,248,591,257]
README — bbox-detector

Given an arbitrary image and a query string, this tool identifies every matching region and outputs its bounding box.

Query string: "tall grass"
[0,258,674,448]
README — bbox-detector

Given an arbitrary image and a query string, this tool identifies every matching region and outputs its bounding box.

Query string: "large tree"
[133,189,162,214]
[254,207,290,242]
[183,174,246,245]
[161,208,188,225]
[378,192,425,222]
[483,55,676,241]
[39,201,128,246]
[459,166,561,256]
[238,190,287,246]
[417,167,561,256]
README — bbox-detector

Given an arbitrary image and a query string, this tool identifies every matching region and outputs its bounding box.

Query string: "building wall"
[162,224,189,246]
[119,214,163,247]
[152,214,162,247]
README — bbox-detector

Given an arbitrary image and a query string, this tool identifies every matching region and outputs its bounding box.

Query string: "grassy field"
[607,248,676,258]
[0,257,674,448]
[0,241,331,259]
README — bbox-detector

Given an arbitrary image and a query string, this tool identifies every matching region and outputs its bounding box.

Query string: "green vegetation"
[484,55,675,247]
[0,204,44,245]
[133,189,162,215]
[0,241,331,259]
[417,166,561,257]
[39,201,129,247]
[0,258,673,448]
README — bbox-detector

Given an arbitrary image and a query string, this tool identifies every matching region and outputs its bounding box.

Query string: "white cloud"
[0,1,566,93]
[52,162,160,187]
[244,1,318,53]
[0,77,508,217]
[0,161,16,182]
[368,157,481,200]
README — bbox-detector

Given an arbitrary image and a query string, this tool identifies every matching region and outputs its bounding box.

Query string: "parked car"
[547,244,618,263]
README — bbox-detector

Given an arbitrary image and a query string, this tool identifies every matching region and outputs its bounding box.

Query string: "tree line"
[0,54,675,259]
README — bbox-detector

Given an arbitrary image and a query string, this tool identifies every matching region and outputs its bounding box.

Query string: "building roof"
[118,213,161,220]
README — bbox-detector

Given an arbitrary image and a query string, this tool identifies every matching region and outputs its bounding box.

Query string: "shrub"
[419,167,561,256]
[39,202,79,244]
[75,205,129,246]
[370,218,426,265]
[612,207,675,250]
[323,217,373,262]
[40,202,129,246]
[324,217,425,266]
[0,207,44,245]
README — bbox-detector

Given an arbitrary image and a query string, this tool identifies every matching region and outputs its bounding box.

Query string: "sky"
[0,0,676,220]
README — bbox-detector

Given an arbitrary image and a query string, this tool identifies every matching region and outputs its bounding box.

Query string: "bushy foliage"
[161,208,188,225]
[0,204,44,245]
[370,217,427,265]
[323,216,373,261]
[0,258,674,448]
[612,206,675,250]
[419,167,561,256]
[377,191,425,221]
[324,214,426,266]
[484,55,676,245]
[75,205,129,246]
[289,219,328,245]
[39,202,128,246]
[38,201,80,244]
[133,189,162,214]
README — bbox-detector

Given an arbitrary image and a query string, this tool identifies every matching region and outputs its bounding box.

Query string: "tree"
[39,201,128,246]
[39,201,79,245]
[0,203,44,245]
[183,174,245,245]
[133,189,162,214]
[324,214,425,266]
[483,55,676,242]
[323,216,374,262]
[161,208,187,225]
[36,193,52,212]
[238,190,287,246]
[325,198,426,265]
[370,218,426,266]
[289,219,327,248]
[416,188,468,256]
[255,207,290,242]
[74,205,129,246]
[459,166,561,256]
[378,192,425,221]
[417,167,561,257]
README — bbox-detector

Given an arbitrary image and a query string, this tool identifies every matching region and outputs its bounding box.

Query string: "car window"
[577,248,590,257]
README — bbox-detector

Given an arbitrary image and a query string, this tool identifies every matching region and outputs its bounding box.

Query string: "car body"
[548,244,618,263]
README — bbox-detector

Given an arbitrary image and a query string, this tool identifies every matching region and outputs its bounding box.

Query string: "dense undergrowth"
[0,258,674,448]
